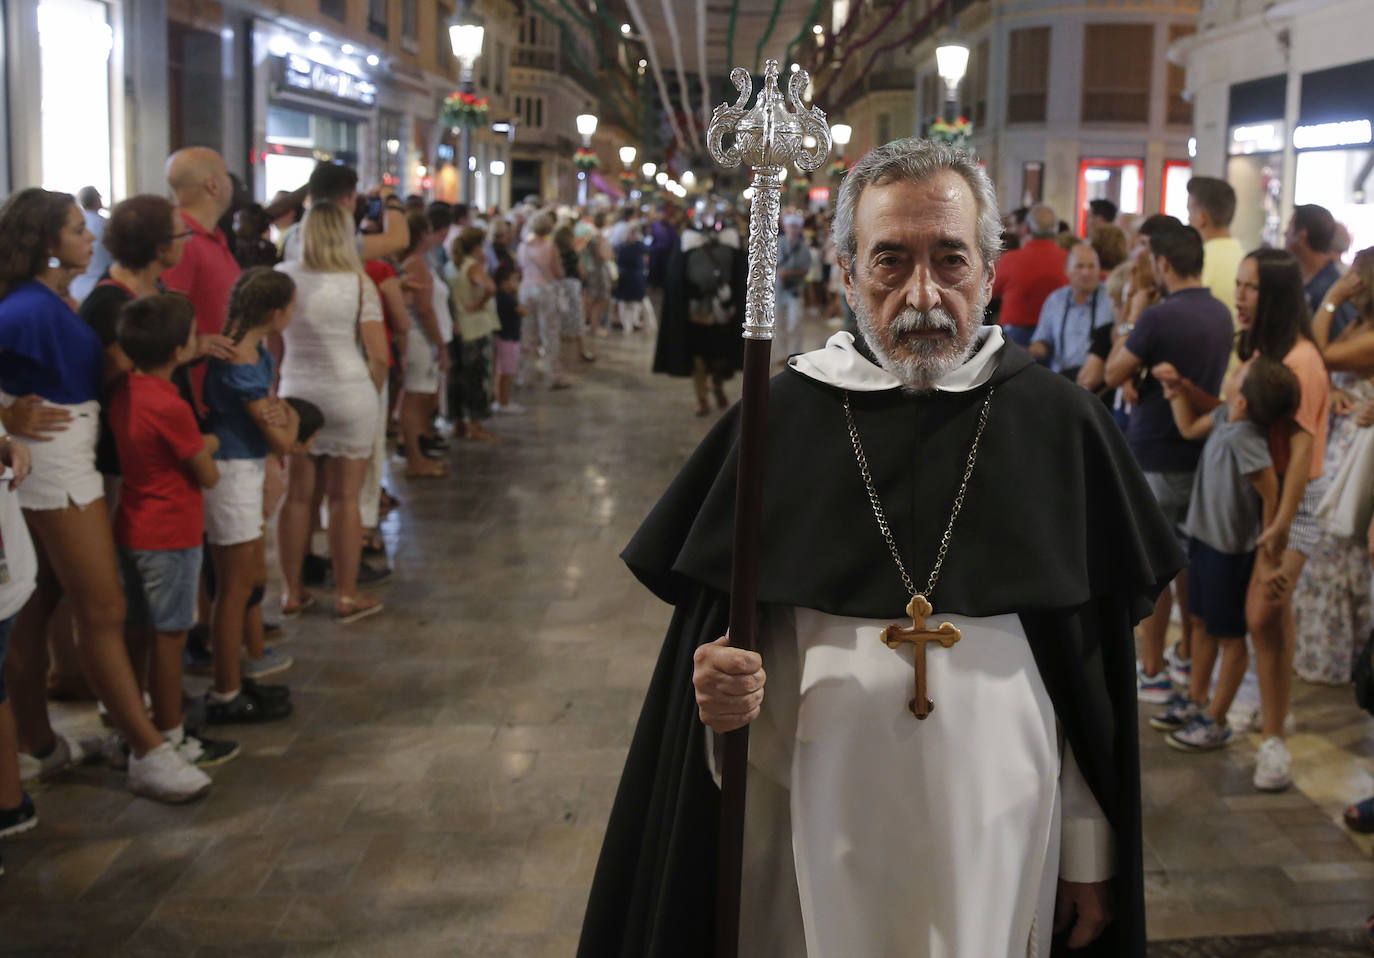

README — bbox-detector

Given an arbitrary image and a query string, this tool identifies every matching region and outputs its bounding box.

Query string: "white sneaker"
[1225,704,1297,736]
[127,742,212,804]
[1253,736,1293,792]
[17,733,99,783]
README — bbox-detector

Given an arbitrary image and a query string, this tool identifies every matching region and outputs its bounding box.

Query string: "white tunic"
[717,330,1114,958]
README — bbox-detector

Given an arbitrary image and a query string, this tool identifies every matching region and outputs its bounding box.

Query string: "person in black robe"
[652,216,746,415]
[579,139,1183,958]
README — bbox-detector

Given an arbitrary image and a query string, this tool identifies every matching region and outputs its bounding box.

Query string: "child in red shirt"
[109,294,236,787]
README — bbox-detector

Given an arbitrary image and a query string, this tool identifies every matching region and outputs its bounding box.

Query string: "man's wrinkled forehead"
[856,172,981,256]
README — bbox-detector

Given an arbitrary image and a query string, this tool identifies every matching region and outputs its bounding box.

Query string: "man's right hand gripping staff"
[693,636,766,733]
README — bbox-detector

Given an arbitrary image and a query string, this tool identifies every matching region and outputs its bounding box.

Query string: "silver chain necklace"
[841,388,995,602]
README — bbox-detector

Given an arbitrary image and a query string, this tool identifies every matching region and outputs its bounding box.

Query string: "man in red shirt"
[991,204,1067,348]
[160,147,240,409]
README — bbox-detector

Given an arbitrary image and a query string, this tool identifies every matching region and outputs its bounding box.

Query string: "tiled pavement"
[4,323,1374,955]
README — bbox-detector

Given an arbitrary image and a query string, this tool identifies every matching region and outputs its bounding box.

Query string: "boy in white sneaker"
[1150,357,1297,754]
[110,295,235,801]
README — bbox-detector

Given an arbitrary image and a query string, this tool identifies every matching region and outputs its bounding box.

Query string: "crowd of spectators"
[0,151,686,872]
[990,186,1374,815]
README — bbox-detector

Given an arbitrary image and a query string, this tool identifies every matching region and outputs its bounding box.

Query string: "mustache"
[888,307,957,336]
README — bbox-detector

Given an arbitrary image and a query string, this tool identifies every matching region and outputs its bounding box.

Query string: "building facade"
[1178,0,1374,254]
[1,0,521,209]
[812,0,1200,230]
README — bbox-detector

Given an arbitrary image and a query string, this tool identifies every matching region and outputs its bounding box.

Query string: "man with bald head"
[159,148,240,410]
[1029,242,1114,378]
[992,202,1068,347]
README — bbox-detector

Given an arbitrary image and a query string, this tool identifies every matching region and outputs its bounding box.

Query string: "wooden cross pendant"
[880,594,961,719]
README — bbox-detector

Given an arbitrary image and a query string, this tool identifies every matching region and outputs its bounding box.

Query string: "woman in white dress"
[275,202,389,622]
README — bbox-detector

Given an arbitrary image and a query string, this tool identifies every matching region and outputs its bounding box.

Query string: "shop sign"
[278,54,377,107]
[1228,123,1284,156]
[1292,119,1372,150]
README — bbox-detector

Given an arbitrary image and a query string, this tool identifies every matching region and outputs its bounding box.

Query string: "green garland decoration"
[753,0,786,75]
[783,0,830,70]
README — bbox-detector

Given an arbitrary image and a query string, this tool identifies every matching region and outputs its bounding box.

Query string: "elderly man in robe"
[578,138,1181,958]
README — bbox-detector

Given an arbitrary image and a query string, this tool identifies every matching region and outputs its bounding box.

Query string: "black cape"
[652,232,746,378]
[579,340,1185,958]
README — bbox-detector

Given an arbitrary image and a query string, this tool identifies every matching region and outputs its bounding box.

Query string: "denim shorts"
[0,615,14,704]
[118,545,203,633]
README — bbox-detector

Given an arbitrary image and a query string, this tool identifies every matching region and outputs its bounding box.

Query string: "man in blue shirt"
[1028,242,1114,377]
[1287,204,1357,337]
[1103,225,1235,704]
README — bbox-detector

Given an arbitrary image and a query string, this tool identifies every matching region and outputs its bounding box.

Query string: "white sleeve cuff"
[1059,738,1116,883]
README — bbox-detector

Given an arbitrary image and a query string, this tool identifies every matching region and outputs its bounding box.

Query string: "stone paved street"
[4,326,1374,955]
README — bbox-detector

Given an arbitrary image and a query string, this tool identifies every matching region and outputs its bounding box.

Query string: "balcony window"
[436,4,452,75]
[1006,27,1049,124]
[368,0,388,39]
[1081,23,1153,124]
[1167,23,1195,126]
[319,0,345,18]
[971,37,989,127]
[401,0,417,52]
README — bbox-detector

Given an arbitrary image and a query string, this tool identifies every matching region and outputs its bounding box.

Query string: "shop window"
[1162,161,1192,222]
[401,0,417,52]
[1006,27,1049,124]
[1081,24,1153,124]
[535,98,543,129]
[1076,158,1144,235]
[319,0,345,19]
[38,0,114,200]
[368,0,389,40]
[1166,23,1194,126]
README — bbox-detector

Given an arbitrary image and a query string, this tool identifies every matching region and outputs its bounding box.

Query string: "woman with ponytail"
[200,267,301,725]
[0,188,211,803]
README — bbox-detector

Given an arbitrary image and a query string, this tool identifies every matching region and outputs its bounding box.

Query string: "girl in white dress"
[275,203,389,623]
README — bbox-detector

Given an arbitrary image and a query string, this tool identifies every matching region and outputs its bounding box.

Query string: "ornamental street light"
[935,42,969,123]
[449,4,485,203]
[641,161,657,179]
[830,123,852,150]
[619,145,637,167]
[576,113,598,204]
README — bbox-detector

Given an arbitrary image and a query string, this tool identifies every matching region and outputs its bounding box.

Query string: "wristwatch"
[1116,321,1135,337]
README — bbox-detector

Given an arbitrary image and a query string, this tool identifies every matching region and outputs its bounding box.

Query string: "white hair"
[833,138,1003,271]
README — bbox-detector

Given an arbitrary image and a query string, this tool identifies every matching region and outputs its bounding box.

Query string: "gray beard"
[853,294,988,393]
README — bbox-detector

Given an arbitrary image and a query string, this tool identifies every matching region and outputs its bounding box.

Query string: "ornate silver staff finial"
[708,59,831,340]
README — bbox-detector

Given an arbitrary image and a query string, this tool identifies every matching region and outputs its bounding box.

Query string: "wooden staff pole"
[706,59,831,958]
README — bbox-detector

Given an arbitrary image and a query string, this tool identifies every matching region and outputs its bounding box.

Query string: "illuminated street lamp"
[830,123,852,150]
[935,41,970,122]
[619,145,637,167]
[449,4,485,203]
[575,113,598,204]
[641,161,656,179]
